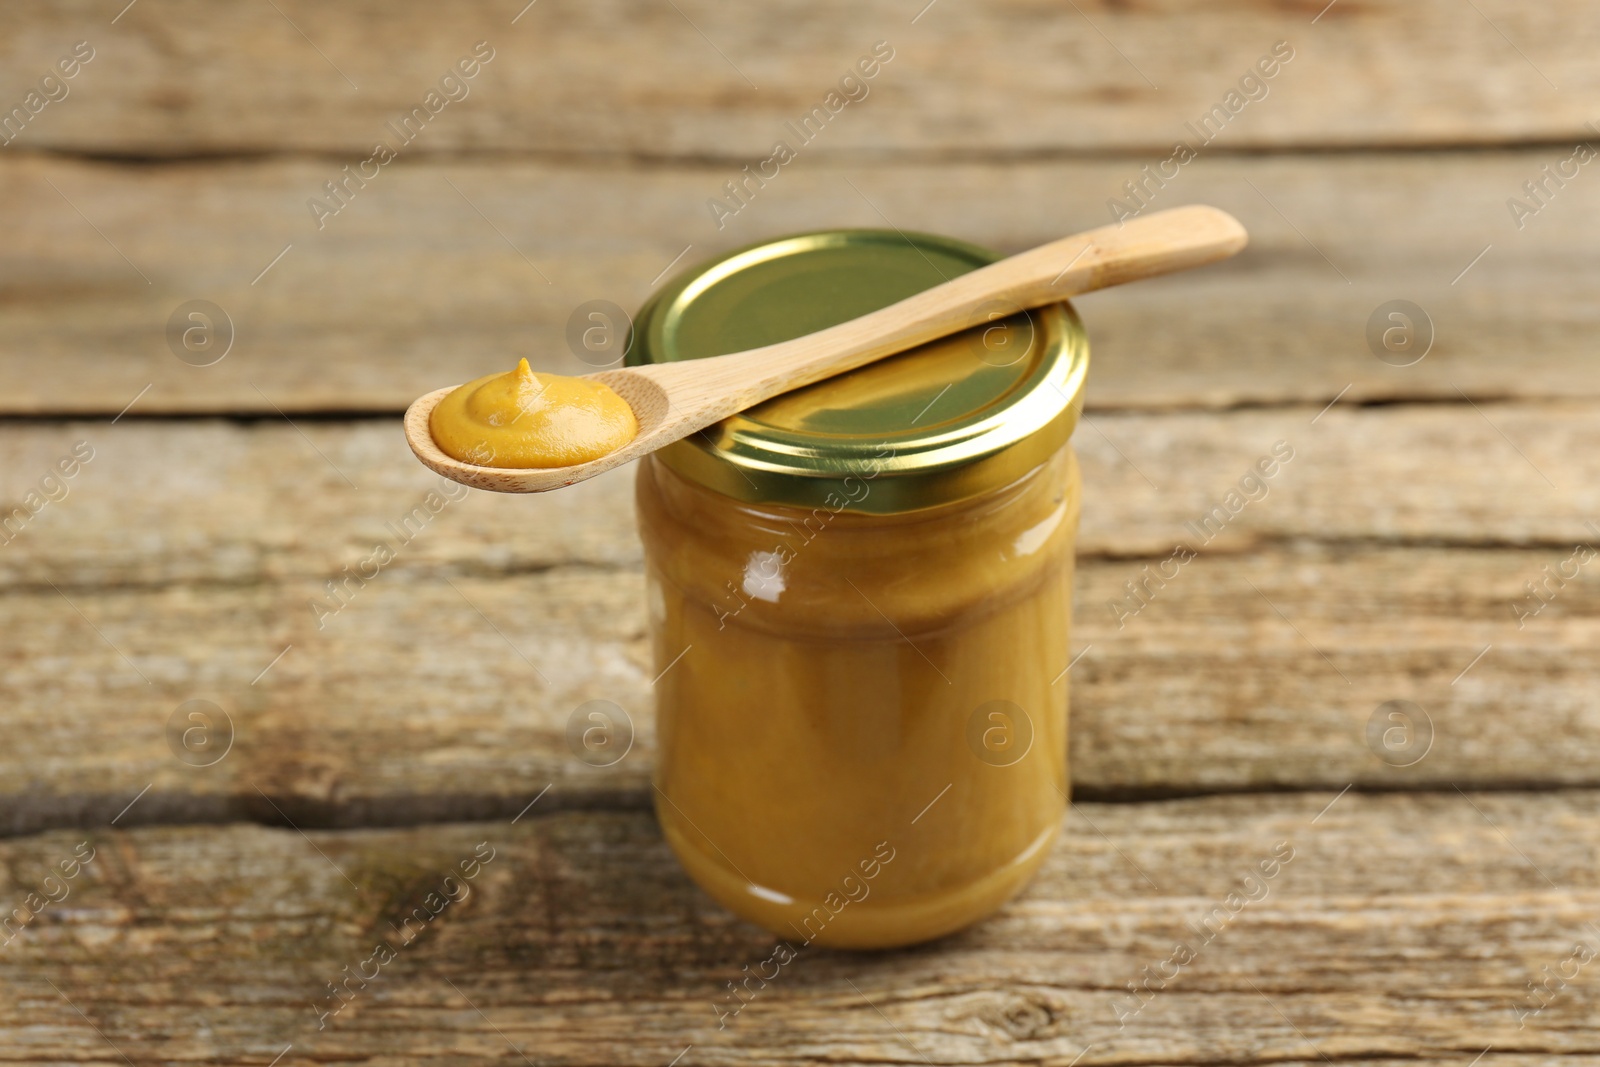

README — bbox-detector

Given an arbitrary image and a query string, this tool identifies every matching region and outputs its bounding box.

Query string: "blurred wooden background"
[1,1,1598,1063]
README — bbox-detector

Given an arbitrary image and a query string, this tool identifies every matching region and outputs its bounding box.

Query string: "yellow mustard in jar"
[631,230,1089,949]
[429,357,636,468]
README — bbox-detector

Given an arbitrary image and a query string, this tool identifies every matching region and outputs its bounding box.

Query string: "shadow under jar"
[630,230,1089,949]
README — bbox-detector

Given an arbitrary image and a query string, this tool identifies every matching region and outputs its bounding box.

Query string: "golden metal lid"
[628,229,1088,514]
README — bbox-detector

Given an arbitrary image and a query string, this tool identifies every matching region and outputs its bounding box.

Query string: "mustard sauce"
[429,358,637,468]
[638,447,1079,948]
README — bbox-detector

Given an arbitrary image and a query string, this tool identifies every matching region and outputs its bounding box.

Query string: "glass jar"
[630,230,1088,949]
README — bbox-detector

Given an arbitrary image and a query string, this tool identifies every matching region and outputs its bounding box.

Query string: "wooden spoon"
[404,204,1247,493]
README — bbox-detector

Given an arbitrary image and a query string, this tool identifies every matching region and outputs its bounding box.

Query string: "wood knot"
[987,990,1067,1041]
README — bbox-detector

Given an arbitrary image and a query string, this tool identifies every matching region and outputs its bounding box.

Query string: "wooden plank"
[0,150,1596,415]
[3,402,1591,588]
[1,1,1595,157]
[10,541,1594,828]
[1,405,1595,829]
[2,792,1597,1063]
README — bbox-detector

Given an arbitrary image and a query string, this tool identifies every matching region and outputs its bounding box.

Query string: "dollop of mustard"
[429,358,638,468]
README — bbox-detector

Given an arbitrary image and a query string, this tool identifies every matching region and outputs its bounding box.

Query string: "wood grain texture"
[0,1,1594,156]
[10,540,1593,830]
[1,0,1584,1053]
[0,149,1595,415]
[2,792,1597,1064]
[4,401,1591,590]
[1,404,1594,830]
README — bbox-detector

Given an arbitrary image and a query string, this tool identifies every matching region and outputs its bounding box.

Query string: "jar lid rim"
[628,228,1089,514]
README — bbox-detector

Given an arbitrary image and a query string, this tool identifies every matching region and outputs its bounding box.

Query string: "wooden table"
[3,2,1598,1062]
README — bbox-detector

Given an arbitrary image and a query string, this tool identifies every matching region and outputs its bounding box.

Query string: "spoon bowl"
[405,204,1248,493]
[405,369,678,492]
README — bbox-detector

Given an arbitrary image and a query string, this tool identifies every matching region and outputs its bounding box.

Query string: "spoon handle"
[634,205,1247,417]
